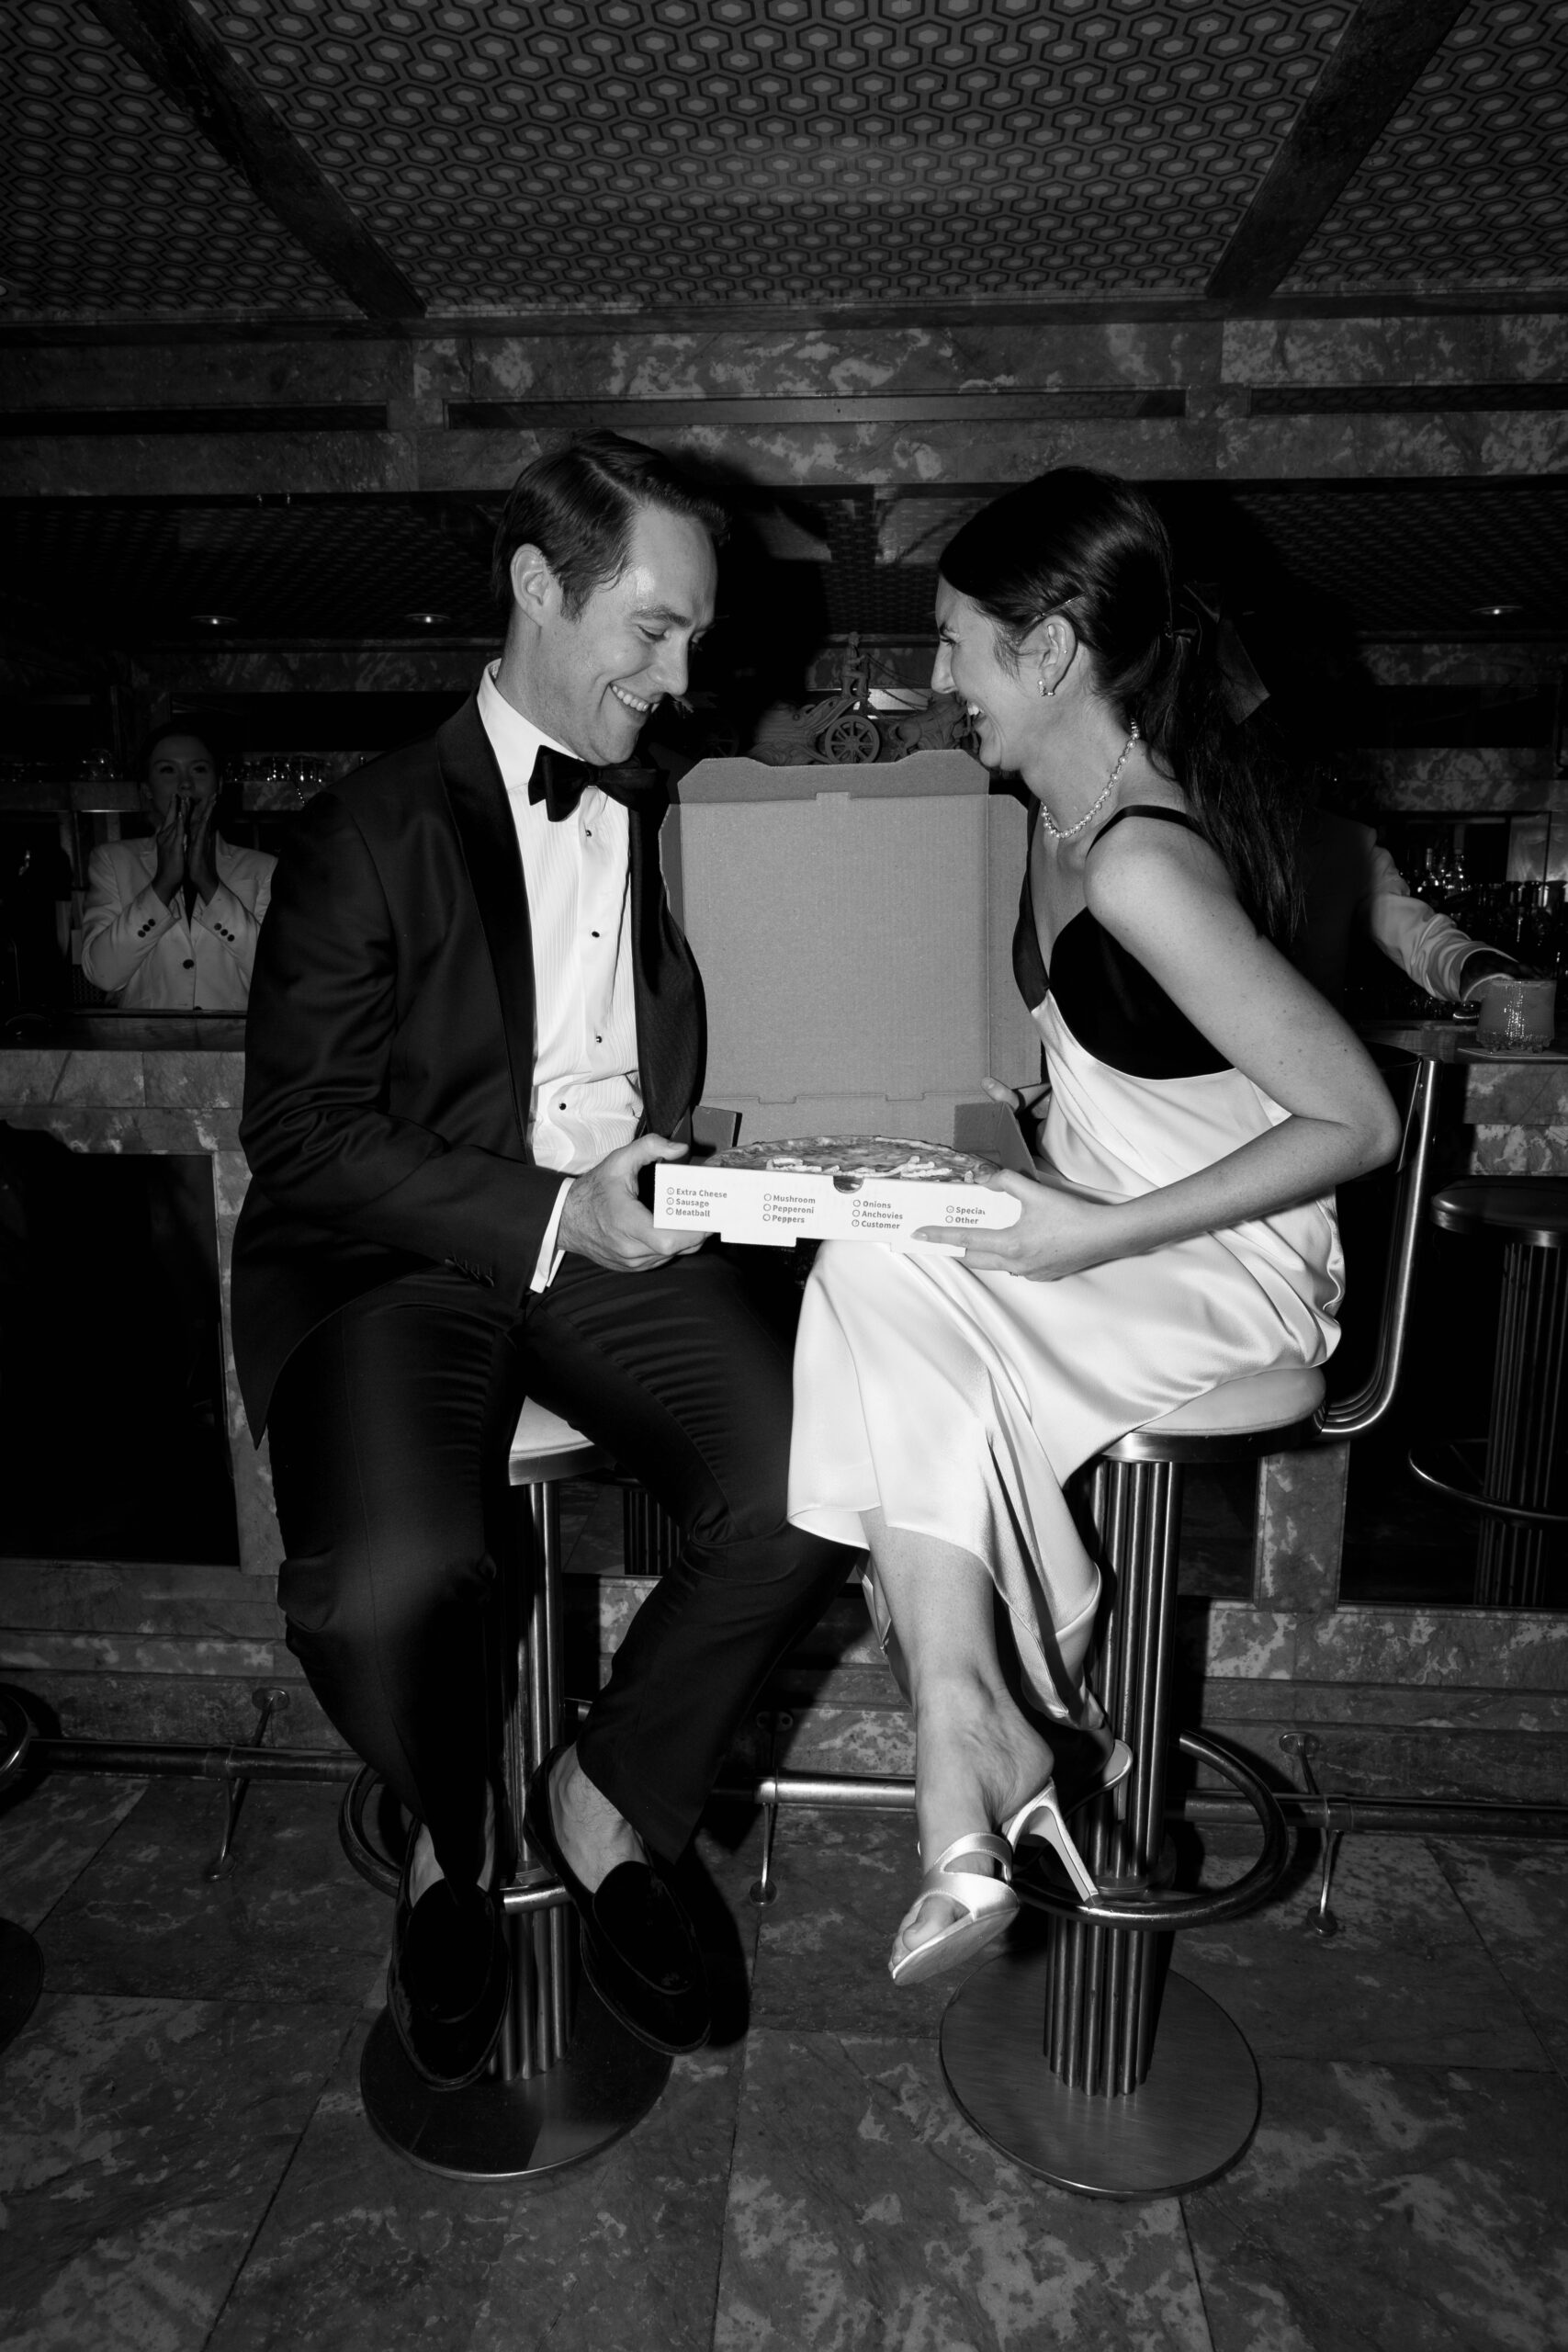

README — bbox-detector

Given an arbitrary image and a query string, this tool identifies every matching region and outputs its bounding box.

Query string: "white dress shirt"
[477,662,642,1288]
[80,834,276,1011]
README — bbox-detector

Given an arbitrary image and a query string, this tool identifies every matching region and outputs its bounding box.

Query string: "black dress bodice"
[1011,803,1232,1080]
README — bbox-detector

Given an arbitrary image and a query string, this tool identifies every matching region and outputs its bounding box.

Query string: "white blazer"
[81,834,276,1011]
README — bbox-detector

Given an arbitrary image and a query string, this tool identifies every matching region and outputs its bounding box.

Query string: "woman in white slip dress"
[787,469,1401,1986]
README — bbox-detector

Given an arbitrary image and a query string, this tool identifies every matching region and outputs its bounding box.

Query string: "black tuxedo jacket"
[232,695,704,1436]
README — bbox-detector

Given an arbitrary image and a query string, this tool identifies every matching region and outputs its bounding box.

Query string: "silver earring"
[1038,673,1057,699]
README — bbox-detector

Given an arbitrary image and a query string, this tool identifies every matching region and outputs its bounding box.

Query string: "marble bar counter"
[0,1015,1562,1796]
[1361,1017,1568,1176]
[0,1013,269,1560]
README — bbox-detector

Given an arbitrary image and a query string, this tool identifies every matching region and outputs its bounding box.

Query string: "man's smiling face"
[520,503,718,765]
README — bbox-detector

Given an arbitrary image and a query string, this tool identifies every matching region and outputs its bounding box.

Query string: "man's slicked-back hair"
[491,432,728,621]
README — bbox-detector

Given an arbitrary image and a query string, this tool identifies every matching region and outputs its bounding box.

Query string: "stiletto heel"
[887,1832,1018,1986]
[1002,1781,1098,1904]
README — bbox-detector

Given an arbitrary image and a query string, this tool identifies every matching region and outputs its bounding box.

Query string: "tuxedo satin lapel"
[629,803,703,1138]
[437,698,536,1152]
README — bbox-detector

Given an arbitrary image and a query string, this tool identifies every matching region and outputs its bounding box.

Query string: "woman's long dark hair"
[941,469,1299,942]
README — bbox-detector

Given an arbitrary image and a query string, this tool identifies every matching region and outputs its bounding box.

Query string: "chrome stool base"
[360,1973,669,2183]
[942,1957,1259,2200]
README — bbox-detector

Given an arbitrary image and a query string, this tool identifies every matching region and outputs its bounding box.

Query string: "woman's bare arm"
[924,818,1401,1279]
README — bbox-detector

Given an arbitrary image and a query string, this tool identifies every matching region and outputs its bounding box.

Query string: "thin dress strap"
[1086,802,1205,854]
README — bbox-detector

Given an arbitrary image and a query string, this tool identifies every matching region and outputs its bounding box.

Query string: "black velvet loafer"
[524,1743,710,2057]
[387,1838,510,2090]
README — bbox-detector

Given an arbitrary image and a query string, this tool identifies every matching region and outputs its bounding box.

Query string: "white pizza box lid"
[663,752,1039,1148]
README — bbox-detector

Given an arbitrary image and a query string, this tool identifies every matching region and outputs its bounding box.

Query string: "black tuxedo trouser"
[266,1251,845,1885]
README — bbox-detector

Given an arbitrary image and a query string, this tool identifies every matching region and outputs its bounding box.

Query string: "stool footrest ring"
[1014,1731,1290,1930]
[1408,1440,1568,1530]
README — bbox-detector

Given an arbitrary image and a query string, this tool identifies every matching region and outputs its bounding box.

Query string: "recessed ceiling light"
[190,612,237,627]
[1472,602,1523,618]
[405,610,451,627]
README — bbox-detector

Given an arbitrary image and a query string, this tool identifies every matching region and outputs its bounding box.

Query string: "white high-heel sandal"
[887,1831,1018,1987]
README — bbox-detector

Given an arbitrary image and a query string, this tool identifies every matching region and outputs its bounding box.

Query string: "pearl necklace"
[1038,723,1141,843]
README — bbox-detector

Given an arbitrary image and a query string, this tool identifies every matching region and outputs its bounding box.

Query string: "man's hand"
[151,798,186,908]
[558,1135,709,1273]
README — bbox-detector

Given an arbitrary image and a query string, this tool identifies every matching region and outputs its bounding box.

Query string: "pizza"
[707,1136,999,1185]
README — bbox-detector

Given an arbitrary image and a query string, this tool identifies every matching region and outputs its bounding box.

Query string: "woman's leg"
[865,1509,1056,1964]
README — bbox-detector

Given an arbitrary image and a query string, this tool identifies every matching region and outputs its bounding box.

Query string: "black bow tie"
[527,746,664,824]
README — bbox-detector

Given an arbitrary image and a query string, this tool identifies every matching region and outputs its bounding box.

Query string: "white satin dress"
[786,806,1343,1718]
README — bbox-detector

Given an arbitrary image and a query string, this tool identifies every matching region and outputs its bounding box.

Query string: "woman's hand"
[151,798,186,907]
[186,792,220,907]
[916,1168,1122,1281]
[981,1072,1052,1155]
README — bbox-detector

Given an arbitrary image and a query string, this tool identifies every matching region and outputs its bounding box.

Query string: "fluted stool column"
[358,1403,671,2178]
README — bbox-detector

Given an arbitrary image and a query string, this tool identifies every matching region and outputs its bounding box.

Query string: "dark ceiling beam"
[1206,0,1471,306]
[83,0,423,322]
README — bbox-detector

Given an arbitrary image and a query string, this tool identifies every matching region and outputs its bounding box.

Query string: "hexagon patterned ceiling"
[2,0,1565,321]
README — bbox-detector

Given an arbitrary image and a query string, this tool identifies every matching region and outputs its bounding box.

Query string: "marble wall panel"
[210,1146,283,1578]
[1253,1445,1348,1610]
[0,1629,282,1679]
[1468,1121,1568,1174]
[1198,1677,1568,1734]
[1296,1603,1568,1688]
[422,414,1213,494]
[145,1052,247,1112]
[5,336,415,411]
[1223,312,1568,387]
[1461,1059,1568,1125]
[1361,641,1567,687]
[1182,1602,1298,1681]
[50,1049,145,1107]
[465,320,1209,402]
[0,1558,284,1640]
[1,1103,243,1153]
[0,432,417,501]
[1372,746,1561,811]
[0,1049,69,1105]
[1217,409,1568,481]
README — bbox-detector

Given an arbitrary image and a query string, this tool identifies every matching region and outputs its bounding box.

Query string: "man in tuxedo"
[233,435,844,2085]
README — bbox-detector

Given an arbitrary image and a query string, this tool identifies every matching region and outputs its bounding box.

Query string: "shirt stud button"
[182,958,195,969]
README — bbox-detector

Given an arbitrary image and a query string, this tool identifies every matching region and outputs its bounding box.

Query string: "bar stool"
[355,1398,671,2179]
[0,1691,45,2055]
[941,1049,1442,2199]
[941,1370,1304,2197]
[1410,1178,1568,1606]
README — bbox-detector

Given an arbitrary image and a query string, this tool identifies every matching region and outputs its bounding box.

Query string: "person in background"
[1293,804,1526,1010]
[81,729,275,1010]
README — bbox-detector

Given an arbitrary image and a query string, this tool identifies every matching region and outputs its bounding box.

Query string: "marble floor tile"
[0,1989,354,2352]
[0,1770,147,1932]
[748,1804,965,2040]
[208,2013,745,2352]
[1186,2056,1568,2352]
[40,1778,390,2007]
[204,2014,518,2352]
[471,2041,746,2352]
[1178,1833,1547,2069]
[1430,1837,1568,2078]
[715,2028,1213,2351]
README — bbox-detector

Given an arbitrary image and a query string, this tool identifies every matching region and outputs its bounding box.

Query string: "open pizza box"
[655,750,1041,1247]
